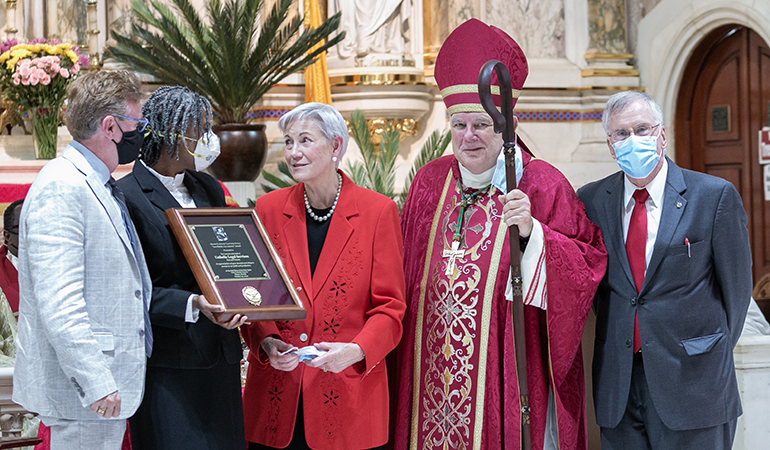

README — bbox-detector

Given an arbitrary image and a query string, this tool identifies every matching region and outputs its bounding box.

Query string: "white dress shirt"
[142,161,200,322]
[622,158,668,272]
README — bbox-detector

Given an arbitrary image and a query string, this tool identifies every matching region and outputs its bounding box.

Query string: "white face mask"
[187,131,221,172]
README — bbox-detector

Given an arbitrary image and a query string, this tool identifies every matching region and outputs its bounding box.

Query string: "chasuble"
[395,154,606,450]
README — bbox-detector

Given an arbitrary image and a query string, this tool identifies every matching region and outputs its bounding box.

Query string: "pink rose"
[29,74,39,85]
[12,75,20,85]
[40,74,51,85]
[59,68,69,78]
[71,64,79,75]
[19,66,29,77]
[36,68,46,79]
[21,77,29,85]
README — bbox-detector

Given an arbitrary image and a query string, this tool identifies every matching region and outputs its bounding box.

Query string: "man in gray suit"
[13,70,152,449]
[578,91,752,449]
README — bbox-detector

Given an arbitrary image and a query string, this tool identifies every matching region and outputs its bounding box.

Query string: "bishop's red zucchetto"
[435,18,528,115]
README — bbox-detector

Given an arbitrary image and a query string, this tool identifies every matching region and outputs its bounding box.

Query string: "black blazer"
[117,162,242,369]
[578,158,752,431]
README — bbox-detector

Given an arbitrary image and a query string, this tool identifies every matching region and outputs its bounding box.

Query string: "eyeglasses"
[174,133,211,145]
[147,128,211,145]
[609,123,660,143]
[113,114,149,133]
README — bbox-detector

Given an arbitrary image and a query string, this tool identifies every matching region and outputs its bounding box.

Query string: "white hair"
[278,103,349,159]
[602,91,664,134]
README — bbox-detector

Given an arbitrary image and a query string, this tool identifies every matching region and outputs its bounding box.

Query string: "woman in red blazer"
[243,102,406,450]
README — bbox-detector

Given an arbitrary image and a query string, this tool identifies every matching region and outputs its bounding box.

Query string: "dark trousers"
[601,352,737,450]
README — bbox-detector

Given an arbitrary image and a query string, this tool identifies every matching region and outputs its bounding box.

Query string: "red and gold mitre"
[435,19,528,115]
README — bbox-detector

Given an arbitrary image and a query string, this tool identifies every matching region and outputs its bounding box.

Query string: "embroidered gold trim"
[447,104,498,115]
[440,84,522,98]
[410,170,454,450]
[472,216,508,450]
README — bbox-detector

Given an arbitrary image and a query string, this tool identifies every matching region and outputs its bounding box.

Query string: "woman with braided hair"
[117,85,247,449]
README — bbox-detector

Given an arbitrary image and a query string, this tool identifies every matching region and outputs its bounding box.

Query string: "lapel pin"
[676,202,682,208]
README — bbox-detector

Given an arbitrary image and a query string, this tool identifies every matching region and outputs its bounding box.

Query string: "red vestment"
[395,155,606,450]
[0,245,18,313]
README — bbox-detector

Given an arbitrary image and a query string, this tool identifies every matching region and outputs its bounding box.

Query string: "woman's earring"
[332,156,338,162]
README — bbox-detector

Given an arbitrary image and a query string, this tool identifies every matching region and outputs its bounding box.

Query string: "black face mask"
[112,121,144,164]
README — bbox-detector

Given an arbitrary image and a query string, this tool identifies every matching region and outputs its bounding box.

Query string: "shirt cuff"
[505,218,548,310]
[186,294,200,323]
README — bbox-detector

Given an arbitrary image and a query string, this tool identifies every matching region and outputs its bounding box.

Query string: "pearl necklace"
[304,173,342,222]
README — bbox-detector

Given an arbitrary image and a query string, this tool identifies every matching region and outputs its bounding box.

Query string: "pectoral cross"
[442,240,464,276]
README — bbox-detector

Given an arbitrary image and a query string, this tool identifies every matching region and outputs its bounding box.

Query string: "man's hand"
[498,189,533,237]
[261,336,300,372]
[193,295,248,329]
[90,391,121,418]
[305,342,364,373]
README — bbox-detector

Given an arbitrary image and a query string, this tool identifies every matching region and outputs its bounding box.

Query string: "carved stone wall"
[486,0,565,59]
[587,0,626,54]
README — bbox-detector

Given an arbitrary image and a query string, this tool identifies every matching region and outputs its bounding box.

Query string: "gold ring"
[97,408,106,414]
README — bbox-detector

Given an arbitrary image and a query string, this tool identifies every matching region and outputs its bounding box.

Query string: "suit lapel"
[282,185,314,301]
[602,172,636,290]
[643,160,687,291]
[133,161,182,212]
[311,175,355,297]
[63,147,135,258]
[184,172,214,208]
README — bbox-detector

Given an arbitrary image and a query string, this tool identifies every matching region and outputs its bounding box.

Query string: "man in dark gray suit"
[578,91,752,449]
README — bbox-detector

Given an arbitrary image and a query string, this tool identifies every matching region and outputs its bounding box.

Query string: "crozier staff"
[243,102,406,450]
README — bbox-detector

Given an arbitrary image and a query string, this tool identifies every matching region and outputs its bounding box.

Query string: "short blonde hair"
[65,70,143,142]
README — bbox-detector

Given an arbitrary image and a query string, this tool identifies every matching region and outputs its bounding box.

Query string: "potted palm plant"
[108,0,344,181]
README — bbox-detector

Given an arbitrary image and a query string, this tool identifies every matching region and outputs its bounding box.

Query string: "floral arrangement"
[0,39,89,158]
[0,38,89,110]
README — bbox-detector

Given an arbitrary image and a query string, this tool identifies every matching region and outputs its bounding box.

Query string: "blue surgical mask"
[612,134,661,179]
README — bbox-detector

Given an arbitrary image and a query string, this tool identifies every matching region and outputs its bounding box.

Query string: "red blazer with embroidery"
[243,172,406,450]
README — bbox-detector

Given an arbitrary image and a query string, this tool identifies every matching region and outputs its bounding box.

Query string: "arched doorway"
[675,25,770,286]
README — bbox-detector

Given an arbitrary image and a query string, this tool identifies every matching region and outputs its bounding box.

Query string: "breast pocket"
[660,239,707,292]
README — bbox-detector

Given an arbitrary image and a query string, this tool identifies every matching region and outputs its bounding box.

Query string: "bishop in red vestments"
[394,19,606,450]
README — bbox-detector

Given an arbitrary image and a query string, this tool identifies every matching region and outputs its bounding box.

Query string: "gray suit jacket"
[13,144,152,421]
[578,158,752,431]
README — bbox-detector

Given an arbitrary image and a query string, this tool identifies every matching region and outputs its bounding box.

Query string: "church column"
[567,0,641,184]
[47,0,58,38]
[4,0,17,39]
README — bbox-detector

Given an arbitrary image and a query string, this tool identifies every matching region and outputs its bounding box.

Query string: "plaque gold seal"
[242,286,262,306]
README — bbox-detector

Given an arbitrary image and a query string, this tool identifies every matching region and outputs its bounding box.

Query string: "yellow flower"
[10,48,31,59]
[0,50,10,64]
[64,49,78,64]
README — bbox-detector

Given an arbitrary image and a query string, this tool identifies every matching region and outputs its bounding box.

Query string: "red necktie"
[627,188,648,353]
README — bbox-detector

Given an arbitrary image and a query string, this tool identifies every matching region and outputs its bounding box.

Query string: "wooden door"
[676,25,770,284]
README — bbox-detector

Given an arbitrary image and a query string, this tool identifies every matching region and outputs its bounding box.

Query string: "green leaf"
[397,128,451,210]
[108,0,345,124]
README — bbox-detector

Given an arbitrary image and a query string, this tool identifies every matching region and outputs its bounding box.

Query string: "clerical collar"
[458,162,495,189]
[142,160,186,189]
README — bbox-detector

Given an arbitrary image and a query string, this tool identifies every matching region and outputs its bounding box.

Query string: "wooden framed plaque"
[164,207,305,323]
